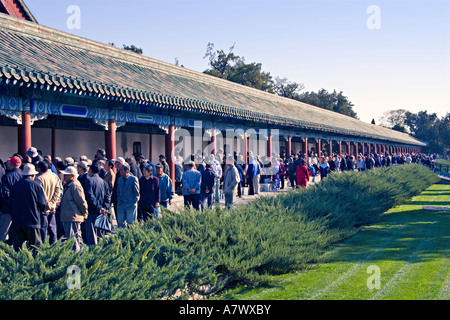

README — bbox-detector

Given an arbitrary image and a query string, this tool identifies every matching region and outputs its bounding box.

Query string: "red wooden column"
[328,140,333,156]
[243,131,248,165]
[337,140,342,155]
[302,137,308,163]
[354,142,358,156]
[18,111,32,159]
[105,119,117,160]
[361,142,365,156]
[302,137,308,155]
[316,138,321,155]
[165,125,175,184]
[267,133,272,158]
[346,141,351,155]
[211,129,217,156]
[148,129,153,161]
[286,136,292,158]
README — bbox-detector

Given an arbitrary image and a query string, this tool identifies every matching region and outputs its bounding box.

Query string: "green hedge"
[0,163,439,299]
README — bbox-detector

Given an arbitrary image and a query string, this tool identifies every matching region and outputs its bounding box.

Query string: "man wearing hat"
[159,154,170,176]
[82,162,111,245]
[10,163,47,251]
[155,162,174,209]
[223,156,240,208]
[59,166,88,252]
[181,161,201,210]
[116,163,140,228]
[111,157,126,219]
[26,147,43,167]
[138,164,160,221]
[0,156,23,244]
[77,161,89,190]
[36,160,62,245]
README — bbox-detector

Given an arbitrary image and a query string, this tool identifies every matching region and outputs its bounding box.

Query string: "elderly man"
[181,161,201,210]
[223,156,241,208]
[84,162,110,245]
[155,162,174,209]
[59,166,88,252]
[117,163,140,228]
[111,157,125,219]
[138,164,160,221]
[0,156,23,245]
[10,164,47,252]
[36,160,62,245]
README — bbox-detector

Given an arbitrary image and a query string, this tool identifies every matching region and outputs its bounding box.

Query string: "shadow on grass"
[325,208,449,265]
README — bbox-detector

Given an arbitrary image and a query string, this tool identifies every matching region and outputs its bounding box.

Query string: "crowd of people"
[0,145,439,252]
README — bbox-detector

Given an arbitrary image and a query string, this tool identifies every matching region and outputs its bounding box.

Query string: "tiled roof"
[0,14,425,146]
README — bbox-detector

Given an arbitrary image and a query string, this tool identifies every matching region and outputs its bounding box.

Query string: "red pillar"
[302,137,308,155]
[148,130,153,161]
[302,137,308,163]
[18,111,32,159]
[243,132,248,165]
[337,141,342,155]
[361,143,365,156]
[286,136,292,158]
[267,133,272,158]
[165,125,175,184]
[105,119,116,160]
[315,138,321,155]
[328,140,333,156]
[354,142,358,156]
[210,129,217,156]
[346,141,350,155]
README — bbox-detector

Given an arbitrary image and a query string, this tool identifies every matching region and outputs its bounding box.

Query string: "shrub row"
[0,163,439,299]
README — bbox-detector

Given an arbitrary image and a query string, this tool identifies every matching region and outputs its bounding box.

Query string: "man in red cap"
[0,156,24,245]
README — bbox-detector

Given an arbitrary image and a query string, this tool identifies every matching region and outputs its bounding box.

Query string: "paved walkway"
[166,175,322,212]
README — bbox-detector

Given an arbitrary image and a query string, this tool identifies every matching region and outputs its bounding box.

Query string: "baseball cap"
[8,156,22,167]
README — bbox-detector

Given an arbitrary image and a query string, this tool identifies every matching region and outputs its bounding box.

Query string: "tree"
[296,89,358,119]
[273,77,305,100]
[108,42,143,55]
[404,110,442,154]
[122,44,143,55]
[379,109,408,132]
[203,43,274,93]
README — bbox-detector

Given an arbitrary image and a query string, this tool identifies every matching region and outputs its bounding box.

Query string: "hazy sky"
[25,0,450,123]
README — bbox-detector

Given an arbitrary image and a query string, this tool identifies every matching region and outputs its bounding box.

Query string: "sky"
[25,0,450,124]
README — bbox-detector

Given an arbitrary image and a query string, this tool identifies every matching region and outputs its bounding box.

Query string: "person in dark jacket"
[0,156,23,245]
[26,147,44,168]
[126,157,142,179]
[10,164,47,252]
[138,164,160,221]
[159,155,170,177]
[83,162,111,246]
[200,163,216,210]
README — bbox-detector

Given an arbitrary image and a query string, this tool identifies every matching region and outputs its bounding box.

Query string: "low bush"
[0,163,439,299]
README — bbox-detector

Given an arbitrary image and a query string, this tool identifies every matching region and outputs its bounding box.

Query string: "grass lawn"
[218,183,450,300]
